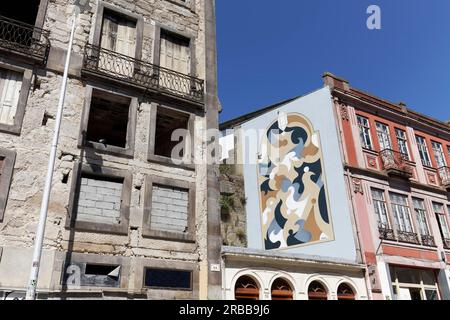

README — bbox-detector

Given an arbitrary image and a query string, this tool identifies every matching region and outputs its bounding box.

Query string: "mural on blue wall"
[258,112,334,250]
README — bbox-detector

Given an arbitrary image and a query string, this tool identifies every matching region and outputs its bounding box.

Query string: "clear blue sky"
[216,0,450,123]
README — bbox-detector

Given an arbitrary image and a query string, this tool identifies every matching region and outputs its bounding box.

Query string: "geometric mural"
[258,113,334,250]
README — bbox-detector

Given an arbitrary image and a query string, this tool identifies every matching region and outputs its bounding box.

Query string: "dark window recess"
[86,90,130,148]
[0,0,40,25]
[144,268,192,290]
[85,264,119,276]
[155,107,189,158]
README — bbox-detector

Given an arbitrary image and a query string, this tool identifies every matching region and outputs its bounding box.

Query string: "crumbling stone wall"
[0,0,212,299]
[219,165,247,247]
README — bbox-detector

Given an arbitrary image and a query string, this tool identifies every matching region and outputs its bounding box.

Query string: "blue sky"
[216,0,450,123]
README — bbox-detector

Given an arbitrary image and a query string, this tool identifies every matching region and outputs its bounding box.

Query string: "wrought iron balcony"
[82,44,204,104]
[443,238,450,250]
[0,15,50,65]
[437,166,450,191]
[397,231,420,244]
[378,226,396,241]
[380,149,413,179]
[420,234,436,247]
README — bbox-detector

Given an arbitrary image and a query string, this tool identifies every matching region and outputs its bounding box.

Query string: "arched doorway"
[307,281,328,300]
[234,276,260,300]
[337,283,356,300]
[271,278,294,300]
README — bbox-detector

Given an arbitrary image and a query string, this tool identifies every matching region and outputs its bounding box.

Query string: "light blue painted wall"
[239,87,358,262]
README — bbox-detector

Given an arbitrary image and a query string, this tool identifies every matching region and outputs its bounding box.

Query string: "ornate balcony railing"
[420,234,436,247]
[378,226,396,241]
[437,166,450,190]
[82,44,204,104]
[380,149,413,179]
[443,238,450,250]
[397,231,420,244]
[0,15,50,65]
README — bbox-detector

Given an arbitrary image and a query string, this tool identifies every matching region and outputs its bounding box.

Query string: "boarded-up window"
[0,69,23,125]
[150,184,189,233]
[160,31,190,75]
[76,175,123,224]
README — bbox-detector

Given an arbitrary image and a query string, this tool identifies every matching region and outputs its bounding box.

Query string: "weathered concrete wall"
[0,0,213,299]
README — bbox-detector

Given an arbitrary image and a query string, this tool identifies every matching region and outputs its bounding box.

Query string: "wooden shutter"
[100,12,136,78]
[160,32,190,75]
[0,69,23,125]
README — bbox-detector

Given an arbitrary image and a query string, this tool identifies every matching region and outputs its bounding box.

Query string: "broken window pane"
[86,89,131,148]
[154,107,189,158]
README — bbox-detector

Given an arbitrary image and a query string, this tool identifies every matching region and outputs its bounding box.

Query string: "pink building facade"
[325,73,450,300]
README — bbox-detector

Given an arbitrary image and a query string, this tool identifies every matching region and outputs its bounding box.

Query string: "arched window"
[337,283,356,300]
[308,281,328,300]
[271,278,293,300]
[234,276,259,300]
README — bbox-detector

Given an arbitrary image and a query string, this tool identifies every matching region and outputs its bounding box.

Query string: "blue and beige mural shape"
[258,112,334,250]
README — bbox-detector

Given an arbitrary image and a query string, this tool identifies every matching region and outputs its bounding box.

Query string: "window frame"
[0,64,33,135]
[92,1,144,60]
[152,24,197,78]
[356,115,373,150]
[66,161,132,235]
[0,147,16,222]
[433,202,450,240]
[371,188,391,229]
[395,128,410,160]
[412,198,430,237]
[147,103,195,169]
[78,85,138,158]
[142,174,195,242]
[135,258,199,299]
[431,141,447,168]
[143,267,193,291]
[60,252,130,290]
[165,0,196,12]
[375,121,392,151]
[389,192,415,234]
[415,135,432,167]
[390,266,441,300]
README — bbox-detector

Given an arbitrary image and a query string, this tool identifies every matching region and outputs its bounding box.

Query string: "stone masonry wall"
[0,0,211,297]
[151,185,189,233]
[219,166,247,247]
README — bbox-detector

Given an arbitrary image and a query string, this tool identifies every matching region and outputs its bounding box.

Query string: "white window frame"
[433,202,450,239]
[390,267,440,300]
[371,188,391,229]
[357,115,373,150]
[412,198,430,236]
[431,141,447,168]
[389,192,414,233]
[415,136,432,167]
[395,128,410,160]
[375,122,392,151]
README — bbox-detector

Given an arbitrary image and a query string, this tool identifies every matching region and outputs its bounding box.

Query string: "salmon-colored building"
[324,73,450,300]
